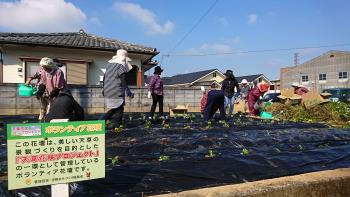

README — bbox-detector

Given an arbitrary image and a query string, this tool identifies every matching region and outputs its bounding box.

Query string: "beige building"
[280,50,350,91]
[0,30,158,86]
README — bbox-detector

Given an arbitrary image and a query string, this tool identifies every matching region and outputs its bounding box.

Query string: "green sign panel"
[7,120,105,190]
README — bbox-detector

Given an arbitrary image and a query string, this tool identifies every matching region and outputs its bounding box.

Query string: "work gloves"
[147,91,151,99]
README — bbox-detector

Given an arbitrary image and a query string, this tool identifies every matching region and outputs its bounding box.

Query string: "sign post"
[7,120,105,194]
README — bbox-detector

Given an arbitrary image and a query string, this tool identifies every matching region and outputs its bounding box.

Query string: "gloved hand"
[147,91,151,99]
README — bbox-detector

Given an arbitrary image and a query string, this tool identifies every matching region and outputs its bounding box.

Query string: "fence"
[0,84,203,115]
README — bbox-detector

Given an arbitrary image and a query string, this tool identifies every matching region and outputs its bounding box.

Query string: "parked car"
[322,88,350,102]
[261,92,281,102]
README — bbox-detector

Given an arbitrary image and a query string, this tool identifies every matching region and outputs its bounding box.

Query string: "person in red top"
[247,82,269,116]
[200,86,208,113]
[291,83,309,95]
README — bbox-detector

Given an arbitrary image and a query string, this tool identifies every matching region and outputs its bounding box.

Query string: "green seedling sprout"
[140,113,146,120]
[241,148,249,155]
[206,121,212,129]
[159,155,170,161]
[162,120,170,128]
[275,148,281,153]
[219,120,230,128]
[298,144,304,151]
[144,120,152,129]
[183,124,191,129]
[108,156,120,166]
[205,149,216,158]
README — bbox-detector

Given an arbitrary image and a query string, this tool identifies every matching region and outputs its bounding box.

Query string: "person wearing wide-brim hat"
[291,82,309,95]
[100,49,133,128]
[221,69,240,116]
[147,66,164,119]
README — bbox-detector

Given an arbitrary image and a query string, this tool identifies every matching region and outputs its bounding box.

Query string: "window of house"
[319,73,326,81]
[339,72,348,79]
[213,72,216,77]
[25,60,87,85]
[301,75,309,82]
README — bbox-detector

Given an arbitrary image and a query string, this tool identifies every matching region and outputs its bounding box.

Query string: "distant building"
[280,50,350,91]
[0,30,158,87]
[236,74,271,85]
[162,69,272,90]
[269,79,281,93]
[162,69,225,88]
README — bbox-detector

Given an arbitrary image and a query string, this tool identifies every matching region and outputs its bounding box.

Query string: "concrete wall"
[154,168,350,197]
[0,44,144,85]
[0,84,203,115]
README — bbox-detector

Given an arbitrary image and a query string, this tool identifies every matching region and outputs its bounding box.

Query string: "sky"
[0,0,350,80]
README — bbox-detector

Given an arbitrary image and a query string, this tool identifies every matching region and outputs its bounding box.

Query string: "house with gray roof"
[161,68,271,88]
[162,69,226,88]
[0,29,158,86]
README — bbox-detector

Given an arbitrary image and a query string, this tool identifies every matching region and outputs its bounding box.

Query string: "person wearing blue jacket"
[201,86,226,121]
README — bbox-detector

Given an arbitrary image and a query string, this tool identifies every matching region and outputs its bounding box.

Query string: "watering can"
[18,84,37,96]
[260,111,273,119]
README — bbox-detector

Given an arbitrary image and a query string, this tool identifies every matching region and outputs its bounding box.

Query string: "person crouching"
[247,82,269,116]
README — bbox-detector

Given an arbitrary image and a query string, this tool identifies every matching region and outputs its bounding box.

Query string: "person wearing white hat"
[101,49,133,128]
[291,82,309,95]
[239,79,251,112]
[37,57,67,120]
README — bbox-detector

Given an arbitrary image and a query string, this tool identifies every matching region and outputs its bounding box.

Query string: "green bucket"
[18,84,37,96]
[260,111,273,119]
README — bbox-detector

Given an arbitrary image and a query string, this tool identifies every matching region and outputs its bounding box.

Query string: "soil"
[0,113,350,196]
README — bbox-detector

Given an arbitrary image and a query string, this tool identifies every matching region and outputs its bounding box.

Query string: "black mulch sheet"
[0,113,349,196]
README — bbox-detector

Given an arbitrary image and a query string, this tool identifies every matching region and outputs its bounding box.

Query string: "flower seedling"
[108,156,120,166]
[129,115,133,121]
[206,121,212,129]
[159,155,170,161]
[205,149,216,158]
[140,113,146,120]
[219,120,230,128]
[298,144,304,151]
[114,124,124,133]
[183,124,191,129]
[241,148,249,155]
[275,148,281,153]
[144,120,152,129]
[162,120,170,128]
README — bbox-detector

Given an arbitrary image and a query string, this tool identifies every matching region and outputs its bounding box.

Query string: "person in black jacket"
[221,70,240,116]
[45,90,84,122]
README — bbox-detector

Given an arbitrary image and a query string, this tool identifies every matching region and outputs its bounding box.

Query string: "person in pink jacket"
[247,82,269,116]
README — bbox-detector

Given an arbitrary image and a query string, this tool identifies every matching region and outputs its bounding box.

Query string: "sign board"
[7,120,105,190]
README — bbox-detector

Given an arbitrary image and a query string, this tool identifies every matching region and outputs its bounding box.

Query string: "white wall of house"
[1,45,142,85]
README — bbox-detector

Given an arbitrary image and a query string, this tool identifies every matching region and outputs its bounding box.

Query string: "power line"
[164,43,350,57]
[166,0,219,56]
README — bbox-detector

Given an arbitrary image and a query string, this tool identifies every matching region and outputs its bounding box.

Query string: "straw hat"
[108,49,133,71]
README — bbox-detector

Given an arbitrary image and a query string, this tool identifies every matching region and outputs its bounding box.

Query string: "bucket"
[18,84,37,96]
[260,111,273,119]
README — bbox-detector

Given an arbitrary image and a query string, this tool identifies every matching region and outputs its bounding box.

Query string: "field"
[1,113,350,196]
